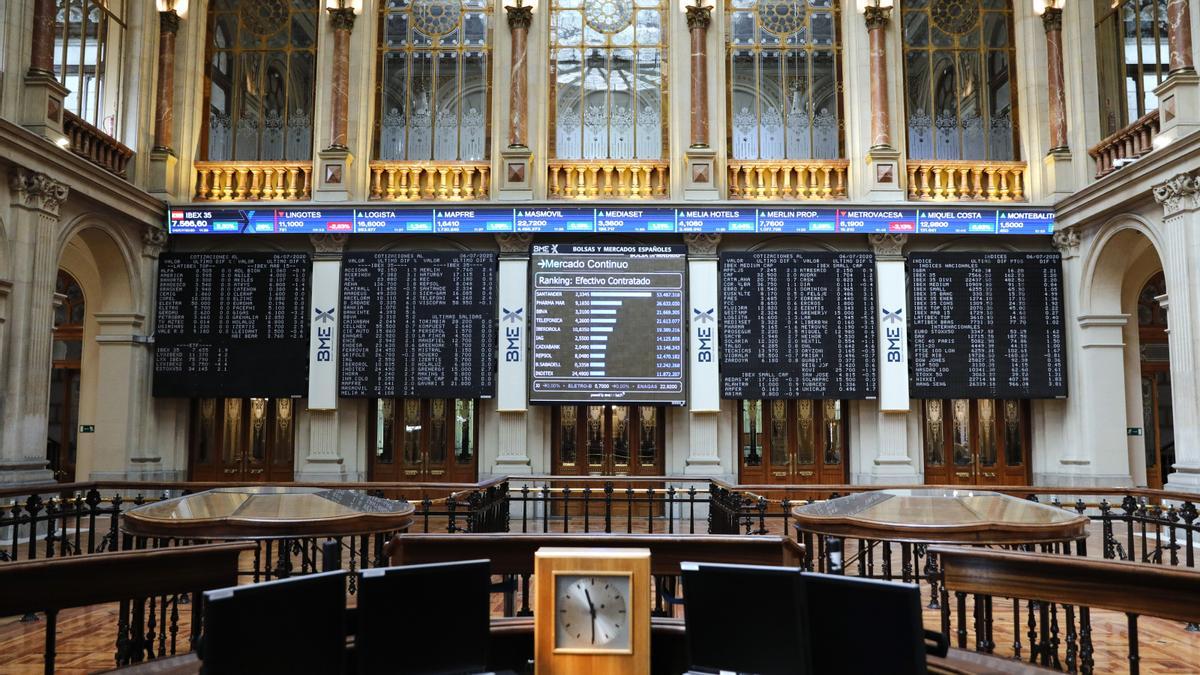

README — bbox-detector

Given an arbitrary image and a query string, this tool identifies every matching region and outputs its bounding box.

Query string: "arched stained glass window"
[203,0,319,162]
[726,0,843,160]
[376,0,492,162]
[550,0,668,160]
[902,0,1018,161]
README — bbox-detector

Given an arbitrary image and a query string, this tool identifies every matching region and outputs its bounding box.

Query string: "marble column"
[1043,7,1068,152]
[153,10,181,152]
[1167,0,1195,73]
[686,3,712,148]
[506,4,533,148]
[29,0,57,76]
[0,168,68,486]
[327,8,356,150]
[864,6,892,150]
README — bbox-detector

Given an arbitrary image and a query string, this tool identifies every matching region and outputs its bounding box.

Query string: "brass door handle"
[982,472,997,478]
[772,471,788,478]
[224,468,238,475]
[955,471,972,479]
[797,470,814,478]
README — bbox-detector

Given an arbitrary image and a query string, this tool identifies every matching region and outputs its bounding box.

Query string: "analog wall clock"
[534,547,651,675]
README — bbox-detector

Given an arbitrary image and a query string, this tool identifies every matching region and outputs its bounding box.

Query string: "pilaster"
[494,233,533,473]
[1152,173,1200,492]
[868,233,918,482]
[301,233,348,481]
[684,233,722,475]
[0,167,68,485]
[89,313,152,481]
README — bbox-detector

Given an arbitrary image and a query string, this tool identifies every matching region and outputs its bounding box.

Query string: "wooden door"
[1138,273,1174,489]
[189,398,296,481]
[48,270,85,483]
[922,399,1030,486]
[551,405,665,477]
[369,399,479,483]
[737,400,848,484]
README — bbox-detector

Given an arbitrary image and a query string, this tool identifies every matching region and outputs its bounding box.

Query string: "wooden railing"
[933,546,1200,674]
[369,161,490,200]
[0,542,253,673]
[906,160,1027,201]
[62,110,134,178]
[1089,109,1161,179]
[548,160,669,199]
[193,161,313,201]
[727,160,850,200]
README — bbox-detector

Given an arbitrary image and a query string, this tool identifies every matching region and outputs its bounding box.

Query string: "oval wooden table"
[120,486,415,540]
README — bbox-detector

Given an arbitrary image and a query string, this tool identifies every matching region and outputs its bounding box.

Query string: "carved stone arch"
[55,215,141,316]
[1079,213,1167,316]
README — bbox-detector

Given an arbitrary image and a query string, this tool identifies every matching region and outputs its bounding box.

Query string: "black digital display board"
[530,244,687,404]
[909,252,1067,399]
[153,252,310,397]
[720,252,878,400]
[338,252,497,398]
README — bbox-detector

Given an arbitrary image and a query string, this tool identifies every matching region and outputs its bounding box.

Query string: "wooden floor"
[3,523,1199,674]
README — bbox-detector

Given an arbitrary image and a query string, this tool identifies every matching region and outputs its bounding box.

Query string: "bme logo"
[503,307,523,362]
[882,307,903,363]
[315,307,336,362]
[694,308,714,363]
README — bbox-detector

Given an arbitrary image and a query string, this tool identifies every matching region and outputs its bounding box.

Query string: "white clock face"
[554,574,631,651]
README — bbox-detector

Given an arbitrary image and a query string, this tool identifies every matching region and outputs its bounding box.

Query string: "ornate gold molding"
[9,167,69,216]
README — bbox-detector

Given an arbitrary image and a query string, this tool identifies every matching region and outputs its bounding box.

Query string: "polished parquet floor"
[2,522,1199,674]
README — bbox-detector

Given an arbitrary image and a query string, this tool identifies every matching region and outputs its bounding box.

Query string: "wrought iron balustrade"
[369,161,491,200]
[62,111,134,178]
[1089,109,1161,179]
[906,160,1027,201]
[193,161,313,201]
[548,160,669,199]
[727,160,849,200]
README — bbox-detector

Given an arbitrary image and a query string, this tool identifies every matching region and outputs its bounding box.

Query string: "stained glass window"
[726,0,842,160]
[551,0,667,160]
[376,0,492,161]
[902,0,1018,161]
[204,0,319,161]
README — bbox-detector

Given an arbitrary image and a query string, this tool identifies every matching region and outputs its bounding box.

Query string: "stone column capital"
[142,226,169,258]
[310,233,349,256]
[159,9,181,35]
[686,4,713,31]
[868,233,907,259]
[863,5,891,31]
[1040,6,1062,33]
[496,232,533,255]
[1052,226,1080,258]
[506,4,533,30]
[684,233,721,257]
[1153,170,1200,215]
[9,167,69,217]
[328,7,357,31]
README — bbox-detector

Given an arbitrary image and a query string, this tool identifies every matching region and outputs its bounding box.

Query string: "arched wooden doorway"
[48,270,84,482]
[1137,272,1173,489]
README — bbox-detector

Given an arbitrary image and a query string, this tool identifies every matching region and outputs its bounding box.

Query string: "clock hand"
[584,587,597,644]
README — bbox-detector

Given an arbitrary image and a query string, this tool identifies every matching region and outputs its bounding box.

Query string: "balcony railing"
[906,160,1027,201]
[727,160,850,200]
[62,111,134,178]
[194,161,313,201]
[548,160,669,199]
[1089,109,1161,179]
[369,161,490,200]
